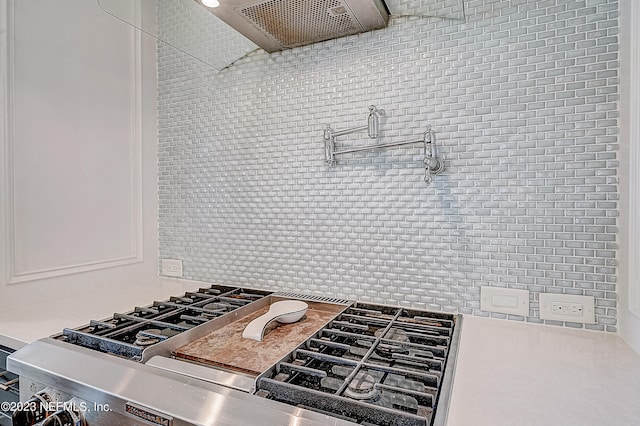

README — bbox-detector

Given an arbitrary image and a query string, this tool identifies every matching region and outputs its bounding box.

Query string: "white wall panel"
[6,0,142,281]
[619,0,640,354]
[0,0,159,306]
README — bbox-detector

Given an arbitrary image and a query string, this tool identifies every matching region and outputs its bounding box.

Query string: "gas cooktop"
[8,285,461,426]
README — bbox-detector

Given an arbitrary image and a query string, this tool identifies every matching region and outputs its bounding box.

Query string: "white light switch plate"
[480,286,530,316]
[539,293,595,324]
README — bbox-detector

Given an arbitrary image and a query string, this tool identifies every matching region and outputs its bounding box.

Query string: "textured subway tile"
[157,0,619,333]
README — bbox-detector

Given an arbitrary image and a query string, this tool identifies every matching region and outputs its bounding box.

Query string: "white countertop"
[2,284,640,425]
[447,316,640,426]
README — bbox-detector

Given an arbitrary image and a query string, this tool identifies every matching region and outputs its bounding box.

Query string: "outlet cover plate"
[480,286,529,317]
[161,259,183,277]
[539,293,595,324]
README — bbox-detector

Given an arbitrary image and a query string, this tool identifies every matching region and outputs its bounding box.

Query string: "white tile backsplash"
[157,0,619,331]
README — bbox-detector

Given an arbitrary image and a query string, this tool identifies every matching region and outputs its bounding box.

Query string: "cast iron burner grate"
[57,285,272,360]
[254,303,456,426]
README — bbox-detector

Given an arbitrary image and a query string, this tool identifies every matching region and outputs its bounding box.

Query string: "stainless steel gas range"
[7,284,461,426]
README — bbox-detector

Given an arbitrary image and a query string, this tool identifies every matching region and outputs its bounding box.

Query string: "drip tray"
[146,356,256,392]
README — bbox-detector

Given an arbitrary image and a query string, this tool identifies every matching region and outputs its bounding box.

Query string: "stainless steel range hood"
[198,0,390,53]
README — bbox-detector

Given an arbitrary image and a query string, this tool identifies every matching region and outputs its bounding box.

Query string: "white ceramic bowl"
[242,300,309,341]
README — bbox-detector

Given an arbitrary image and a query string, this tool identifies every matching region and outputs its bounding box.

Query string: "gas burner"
[134,329,162,346]
[344,371,379,401]
[202,302,229,312]
[377,327,409,342]
[375,327,409,355]
[134,338,159,347]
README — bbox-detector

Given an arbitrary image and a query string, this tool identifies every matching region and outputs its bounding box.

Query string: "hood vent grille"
[239,0,361,48]
[202,0,390,53]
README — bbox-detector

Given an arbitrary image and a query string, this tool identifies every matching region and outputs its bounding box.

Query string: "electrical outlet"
[161,259,183,277]
[551,301,584,316]
[539,293,595,324]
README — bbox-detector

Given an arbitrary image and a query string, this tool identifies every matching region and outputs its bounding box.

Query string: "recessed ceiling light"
[202,0,220,7]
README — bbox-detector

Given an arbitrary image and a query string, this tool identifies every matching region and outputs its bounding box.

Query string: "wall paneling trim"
[1,0,145,284]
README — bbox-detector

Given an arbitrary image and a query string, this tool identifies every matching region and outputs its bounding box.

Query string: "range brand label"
[125,402,173,426]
